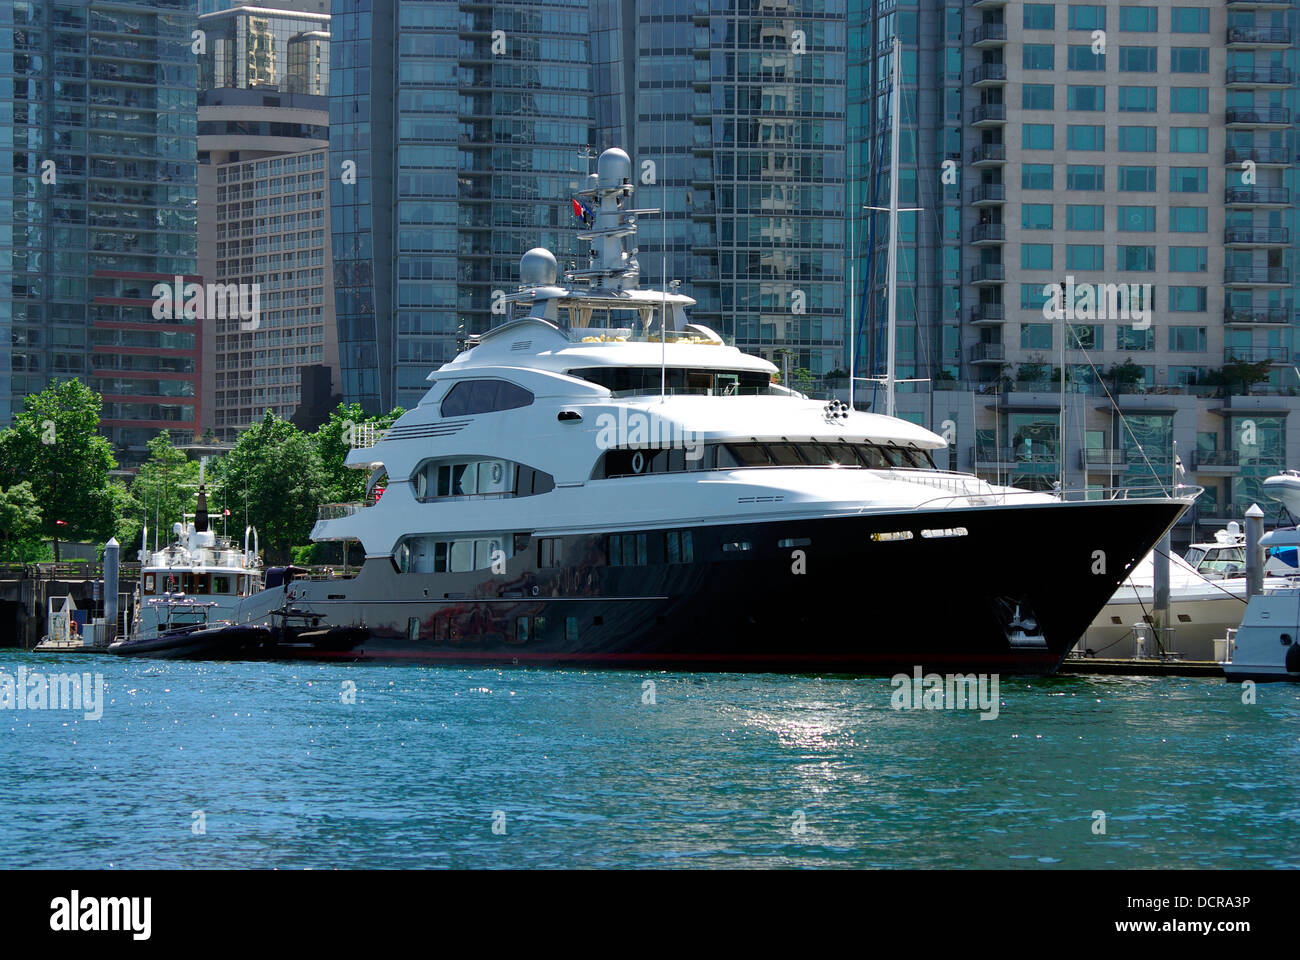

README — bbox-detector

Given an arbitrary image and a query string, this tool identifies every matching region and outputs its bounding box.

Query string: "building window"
[1021,243,1053,270]
[1023,124,1054,149]
[1067,204,1104,230]
[1021,284,1052,310]
[1169,128,1208,153]
[1170,167,1207,193]
[1066,245,1104,271]
[1119,6,1158,31]
[1169,247,1208,272]
[1023,84,1054,110]
[1117,325,1155,351]
[1169,287,1208,312]
[1117,206,1155,231]
[1067,125,1105,150]
[1067,46,1105,71]
[1067,85,1104,111]
[1118,166,1156,191]
[1023,44,1055,70]
[1022,163,1054,189]
[1169,327,1208,352]
[1170,88,1208,113]
[1170,48,1209,73]
[1117,86,1156,112]
[1021,323,1053,350]
[1118,47,1157,72]
[1066,165,1104,190]
[1171,9,1209,33]
[1068,5,1106,30]
[1118,245,1156,271]
[1117,126,1156,151]
[1022,203,1054,229]
[1024,3,1055,29]
[1169,208,1207,233]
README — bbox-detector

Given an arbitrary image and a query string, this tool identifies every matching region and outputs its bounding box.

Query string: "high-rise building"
[850,1,1300,538]
[0,0,201,467]
[197,3,338,440]
[331,0,595,414]
[626,0,848,379]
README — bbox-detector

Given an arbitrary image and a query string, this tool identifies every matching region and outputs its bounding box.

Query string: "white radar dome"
[519,247,558,286]
[597,148,632,189]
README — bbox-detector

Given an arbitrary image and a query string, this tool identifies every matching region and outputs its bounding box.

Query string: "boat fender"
[1285,637,1300,674]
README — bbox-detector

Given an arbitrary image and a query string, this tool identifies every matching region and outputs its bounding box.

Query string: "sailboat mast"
[885,36,901,419]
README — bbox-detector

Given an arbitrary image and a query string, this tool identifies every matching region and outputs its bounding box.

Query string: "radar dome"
[519,247,558,286]
[597,148,632,189]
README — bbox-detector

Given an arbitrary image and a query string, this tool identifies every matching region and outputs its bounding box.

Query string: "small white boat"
[1224,527,1300,682]
[1079,524,1292,661]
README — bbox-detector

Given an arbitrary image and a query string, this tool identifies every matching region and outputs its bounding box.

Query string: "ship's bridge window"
[568,367,773,397]
[593,441,937,478]
[440,379,534,417]
[143,574,155,595]
[395,534,514,574]
[412,457,554,500]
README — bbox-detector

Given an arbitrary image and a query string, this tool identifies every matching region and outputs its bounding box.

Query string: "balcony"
[969,182,1006,204]
[970,263,1005,284]
[970,62,1007,85]
[969,342,1006,363]
[969,143,1006,165]
[970,103,1007,125]
[970,222,1006,244]
[1225,305,1292,325]
[1225,66,1293,86]
[1225,186,1291,205]
[1080,448,1125,469]
[970,304,1005,324]
[973,23,1008,46]
[1227,26,1294,45]
[1224,145,1292,165]
[1226,226,1291,247]
[1190,450,1241,471]
[1225,345,1290,363]
[1224,266,1291,285]
[970,0,1007,8]
[317,502,368,521]
[1225,107,1292,126]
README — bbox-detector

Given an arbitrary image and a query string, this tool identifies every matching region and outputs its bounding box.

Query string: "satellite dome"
[596,148,632,189]
[519,247,558,286]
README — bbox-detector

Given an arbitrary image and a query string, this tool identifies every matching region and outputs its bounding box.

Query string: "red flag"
[571,198,584,219]
[223,508,231,517]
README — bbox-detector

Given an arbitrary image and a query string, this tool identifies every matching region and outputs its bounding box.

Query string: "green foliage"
[314,402,404,505]
[0,481,47,561]
[210,410,325,563]
[1104,358,1146,388]
[0,379,124,560]
[1211,358,1274,395]
[119,431,201,557]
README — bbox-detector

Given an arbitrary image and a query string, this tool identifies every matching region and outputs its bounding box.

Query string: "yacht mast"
[885,36,902,419]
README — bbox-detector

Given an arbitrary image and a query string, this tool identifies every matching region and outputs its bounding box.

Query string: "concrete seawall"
[0,563,139,649]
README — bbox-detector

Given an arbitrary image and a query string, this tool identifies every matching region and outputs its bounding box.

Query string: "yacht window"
[880,446,909,468]
[143,574,155,595]
[665,530,694,563]
[767,443,805,466]
[214,575,231,594]
[414,457,539,500]
[607,533,647,566]
[440,378,534,417]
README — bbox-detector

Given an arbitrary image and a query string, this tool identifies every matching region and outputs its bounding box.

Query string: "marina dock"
[1060,656,1225,678]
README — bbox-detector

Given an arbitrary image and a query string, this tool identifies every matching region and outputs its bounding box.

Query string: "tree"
[1104,358,1146,391]
[210,410,324,563]
[0,380,124,560]
[120,431,201,558]
[0,482,47,562]
[1216,358,1274,396]
[313,402,404,506]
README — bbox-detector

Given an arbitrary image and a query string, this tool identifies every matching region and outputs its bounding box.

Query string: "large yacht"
[218,148,1191,674]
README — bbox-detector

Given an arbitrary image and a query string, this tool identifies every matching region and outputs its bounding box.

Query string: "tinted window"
[440,379,534,417]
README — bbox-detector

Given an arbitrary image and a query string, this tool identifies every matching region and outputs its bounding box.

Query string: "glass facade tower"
[331,0,594,414]
[1,0,200,466]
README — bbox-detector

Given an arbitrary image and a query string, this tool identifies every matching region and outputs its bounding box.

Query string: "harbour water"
[2,650,1297,869]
